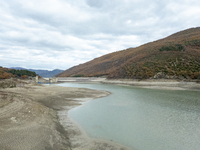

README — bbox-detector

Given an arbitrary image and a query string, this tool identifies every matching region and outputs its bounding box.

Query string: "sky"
[0,0,200,70]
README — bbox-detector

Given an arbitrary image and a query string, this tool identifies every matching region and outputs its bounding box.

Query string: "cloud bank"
[0,0,200,70]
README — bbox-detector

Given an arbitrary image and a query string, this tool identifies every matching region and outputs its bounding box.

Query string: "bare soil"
[0,81,129,150]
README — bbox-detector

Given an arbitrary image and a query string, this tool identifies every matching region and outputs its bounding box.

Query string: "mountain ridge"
[10,67,64,77]
[56,27,200,80]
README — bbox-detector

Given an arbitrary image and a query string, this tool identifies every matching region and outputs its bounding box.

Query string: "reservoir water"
[57,83,200,150]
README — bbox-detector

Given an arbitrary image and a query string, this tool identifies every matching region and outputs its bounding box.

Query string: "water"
[57,83,200,150]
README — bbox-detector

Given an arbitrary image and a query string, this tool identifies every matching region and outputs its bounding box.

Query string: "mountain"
[10,67,27,70]
[56,27,200,80]
[10,68,64,78]
[29,69,64,78]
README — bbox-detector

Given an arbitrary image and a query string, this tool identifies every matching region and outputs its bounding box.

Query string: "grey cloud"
[0,46,8,50]
[86,0,105,8]
[4,1,168,38]
[1,37,63,52]
[1,0,200,70]
[33,40,74,51]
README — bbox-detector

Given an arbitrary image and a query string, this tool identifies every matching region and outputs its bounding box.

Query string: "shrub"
[21,75,28,79]
[159,44,184,52]
[72,74,84,77]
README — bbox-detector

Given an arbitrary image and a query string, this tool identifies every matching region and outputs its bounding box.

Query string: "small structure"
[28,76,38,83]
[51,77,58,83]
[38,77,58,84]
[35,76,38,82]
[49,77,57,83]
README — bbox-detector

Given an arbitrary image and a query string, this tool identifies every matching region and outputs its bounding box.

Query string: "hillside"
[0,67,36,79]
[56,27,200,80]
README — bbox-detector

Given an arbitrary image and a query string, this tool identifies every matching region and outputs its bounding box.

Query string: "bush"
[21,75,28,79]
[159,44,184,52]
[72,74,84,77]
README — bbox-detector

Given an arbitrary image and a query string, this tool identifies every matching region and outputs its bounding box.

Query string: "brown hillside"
[0,67,14,79]
[56,27,200,79]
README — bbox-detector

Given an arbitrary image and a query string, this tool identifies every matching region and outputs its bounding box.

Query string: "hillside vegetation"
[0,67,36,79]
[56,27,200,80]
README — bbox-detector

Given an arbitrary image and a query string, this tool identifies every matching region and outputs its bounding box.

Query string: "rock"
[153,72,166,79]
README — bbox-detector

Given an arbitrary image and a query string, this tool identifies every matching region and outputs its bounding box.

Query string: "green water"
[57,83,200,150]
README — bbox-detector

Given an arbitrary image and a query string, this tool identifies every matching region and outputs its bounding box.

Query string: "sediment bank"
[0,83,129,150]
[101,79,200,91]
[57,77,200,91]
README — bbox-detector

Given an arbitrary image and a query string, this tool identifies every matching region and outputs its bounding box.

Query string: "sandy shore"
[0,82,130,150]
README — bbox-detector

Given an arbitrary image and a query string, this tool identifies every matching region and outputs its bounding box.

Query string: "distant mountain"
[10,68,64,78]
[56,27,200,80]
[10,67,27,70]
[28,69,64,78]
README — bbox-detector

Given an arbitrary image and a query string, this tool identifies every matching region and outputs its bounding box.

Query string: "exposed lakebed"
[57,83,200,150]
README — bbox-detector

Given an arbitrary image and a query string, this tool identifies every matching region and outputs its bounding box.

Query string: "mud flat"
[0,82,129,150]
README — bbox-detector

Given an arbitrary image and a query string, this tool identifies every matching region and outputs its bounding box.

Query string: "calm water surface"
[57,83,200,150]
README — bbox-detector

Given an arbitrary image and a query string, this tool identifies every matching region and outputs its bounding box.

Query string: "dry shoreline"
[57,77,200,91]
[0,82,130,150]
[101,79,200,91]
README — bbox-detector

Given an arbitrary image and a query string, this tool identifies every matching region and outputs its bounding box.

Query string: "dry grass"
[57,27,200,80]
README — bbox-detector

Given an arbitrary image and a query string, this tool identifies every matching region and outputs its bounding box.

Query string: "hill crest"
[56,27,200,80]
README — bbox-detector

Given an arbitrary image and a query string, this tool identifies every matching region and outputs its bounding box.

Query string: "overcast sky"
[0,0,200,70]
